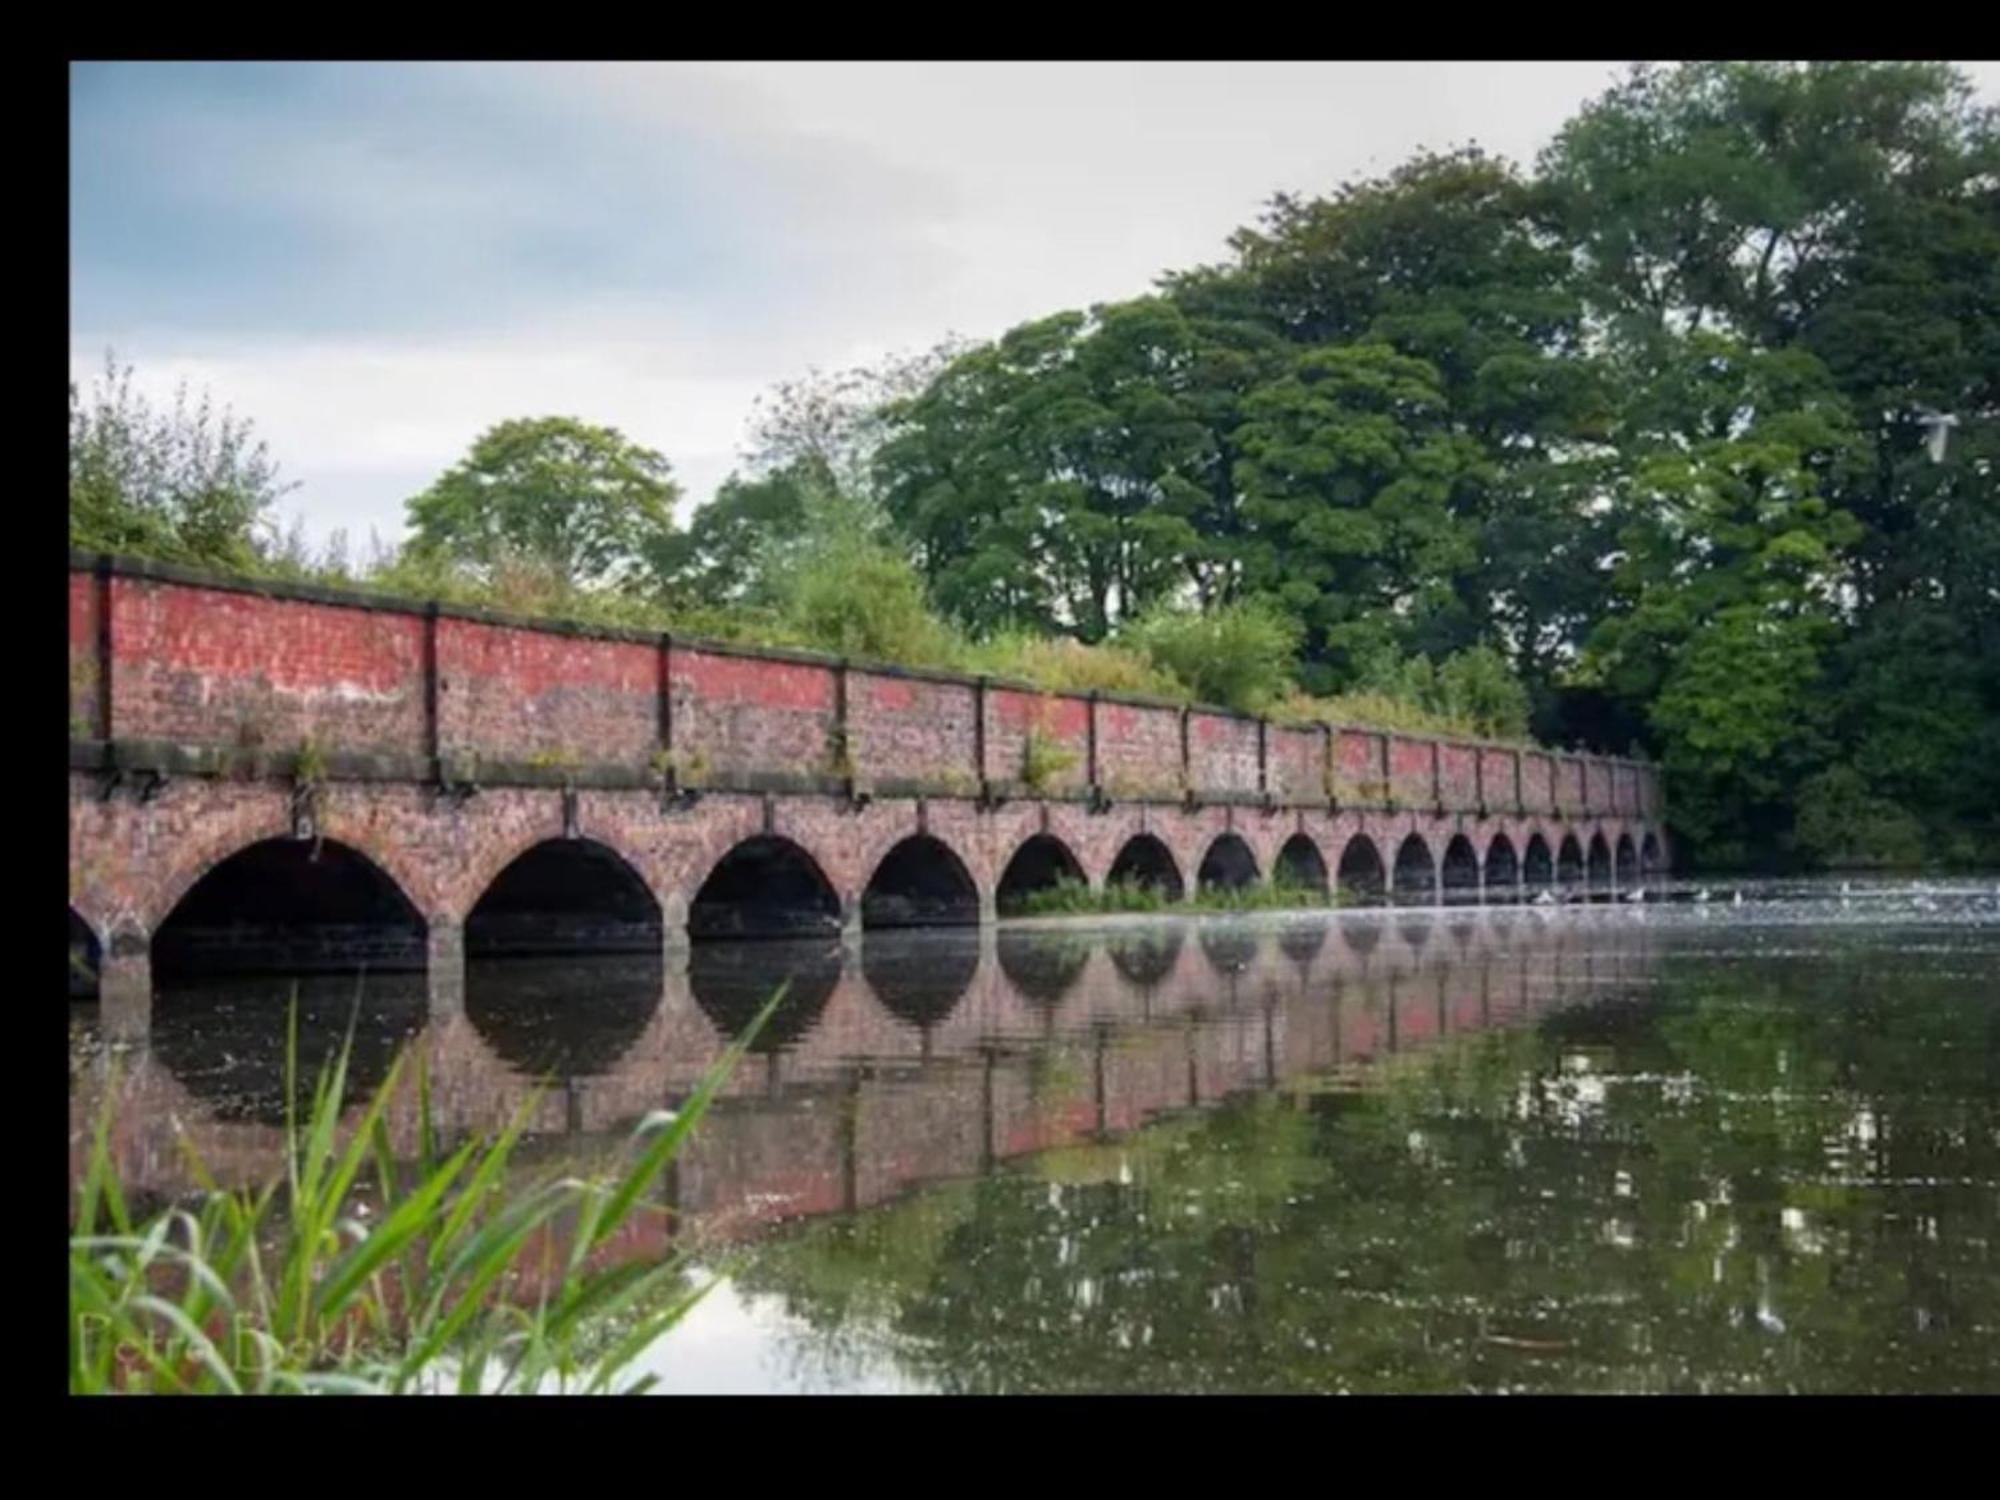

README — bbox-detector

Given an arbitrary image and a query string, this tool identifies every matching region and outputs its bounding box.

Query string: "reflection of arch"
[1615,835,1639,887]
[1275,834,1329,893]
[1587,833,1613,893]
[1197,834,1260,892]
[1107,835,1185,901]
[69,908,99,1000]
[861,930,977,1030]
[466,839,662,957]
[1342,918,1383,959]
[1200,927,1258,976]
[997,834,1087,914]
[151,971,429,1125]
[1523,834,1554,890]
[689,936,841,1052]
[997,929,1090,1009]
[1278,921,1328,966]
[1108,927,1184,988]
[691,837,841,940]
[1337,835,1386,905]
[153,837,426,976]
[1485,834,1519,896]
[1441,835,1480,904]
[862,836,980,929]
[466,954,663,1078]
[1640,832,1665,877]
[1557,834,1585,892]
[1393,834,1437,905]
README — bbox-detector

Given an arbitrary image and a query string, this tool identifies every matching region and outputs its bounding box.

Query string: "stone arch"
[1392,833,1437,905]
[997,832,1088,914]
[1557,833,1585,894]
[69,907,99,1000]
[1441,834,1481,905]
[1275,833,1330,894]
[152,835,427,977]
[1106,833,1185,902]
[1485,833,1520,896]
[691,835,842,939]
[1523,832,1554,892]
[1197,832,1260,892]
[465,838,664,957]
[861,835,980,929]
[1587,832,1613,895]
[1640,831,1665,878]
[1615,834,1639,888]
[1336,833,1386,905]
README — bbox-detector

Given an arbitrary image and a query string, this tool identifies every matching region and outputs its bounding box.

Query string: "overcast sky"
[70,60,2000,550]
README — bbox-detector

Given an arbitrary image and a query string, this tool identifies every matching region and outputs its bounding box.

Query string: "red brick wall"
[1522,752,1555,814]
[109,576,427,755]
[438,618,657,765]
[1389,736,1434,807]
[69,572,101,739]
[1439,743,1479,810]
[671,646,837,781]
[1095,700,1184,801]
[1267,724,1323,803]
[852,670,978,789]
[989,687,1089,792]
[1333,729,1388,803]
[1189,711,1259,795]
[1481,748,1518,810]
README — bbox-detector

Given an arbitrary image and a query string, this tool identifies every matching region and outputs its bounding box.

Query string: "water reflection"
[68,882,2000,1393]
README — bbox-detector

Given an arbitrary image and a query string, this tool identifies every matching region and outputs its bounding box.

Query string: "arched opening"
[1640,832,1665,879]
[691,837,841,940]
[1275,834,1329,895]
[1523,834,1554,892]
[861,836,980,929]
[1197,834,1260,893]
[863,930,978,1035]
[1485,834,1519,899]
[1108,927,1184,989]
[1557,835,1585,896]
[467,955,663,1080]
[69,908,99,1001]
[997,929,1090,1011]
[1392,834,1437,905]
[151,971,429,1125]
[466,839,662,958]
[153,837,425,977]
[1587,833,1613,896]
[1441,835,1481,905]
[1615,835,1639,888]
[996,834,1087,915]
[1337,836,1386,905]
[690,936,841,1052]
[1106,834,1185,902]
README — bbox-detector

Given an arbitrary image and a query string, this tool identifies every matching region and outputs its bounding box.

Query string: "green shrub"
[1120,599,1302,715]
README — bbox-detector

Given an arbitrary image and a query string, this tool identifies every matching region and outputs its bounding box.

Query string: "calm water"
[70,879,2000,1393]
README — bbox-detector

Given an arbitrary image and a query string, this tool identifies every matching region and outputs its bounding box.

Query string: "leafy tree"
[1119,599,1301,715]
[69,354,293,567]
[406,417,678,590]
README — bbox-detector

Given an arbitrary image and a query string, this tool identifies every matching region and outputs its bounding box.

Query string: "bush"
[965,631,1183,698]
[1791,766,1927,869]
[1120,599,1302,715]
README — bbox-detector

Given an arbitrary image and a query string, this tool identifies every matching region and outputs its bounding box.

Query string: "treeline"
[71,62,2000,869]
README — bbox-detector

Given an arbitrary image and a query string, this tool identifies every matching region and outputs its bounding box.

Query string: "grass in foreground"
[69,989,779,1395]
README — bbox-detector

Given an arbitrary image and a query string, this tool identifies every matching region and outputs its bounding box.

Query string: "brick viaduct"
[67,551,1668,1038]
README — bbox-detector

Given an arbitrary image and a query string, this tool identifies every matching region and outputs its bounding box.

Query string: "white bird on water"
[1915,407,1960,464]
[1622,887,1644,903]
[1695,888,1711,904]
[1532,890,1557,907]
[1732,890,1744,907]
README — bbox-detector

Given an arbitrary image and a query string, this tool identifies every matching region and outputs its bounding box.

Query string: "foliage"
[406,417,679,590]
[69,353,294,568]
[1119,598,1302,716]
[70,990,776,1395]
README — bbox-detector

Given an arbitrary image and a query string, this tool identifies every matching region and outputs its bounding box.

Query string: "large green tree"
[406,417,678,590]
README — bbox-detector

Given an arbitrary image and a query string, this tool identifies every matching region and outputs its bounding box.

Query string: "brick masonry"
[67,553,1668,1034]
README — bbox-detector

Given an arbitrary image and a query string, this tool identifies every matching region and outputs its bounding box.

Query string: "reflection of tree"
[732,952,1997,1392]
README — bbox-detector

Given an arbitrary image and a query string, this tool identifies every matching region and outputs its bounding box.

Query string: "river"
[68,878,2000,1393]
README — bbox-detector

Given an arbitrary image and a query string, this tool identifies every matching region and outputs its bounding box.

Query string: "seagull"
[1695,888,1711,904]
[1915,407,1960,464]
[1532,890,1557,906]
[1622,887,1644,903]
[1732,890,1744,907]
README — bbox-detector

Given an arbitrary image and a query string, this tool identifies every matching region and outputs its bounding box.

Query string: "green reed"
[1002,875,1347,919]
[69,985,781,1395]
